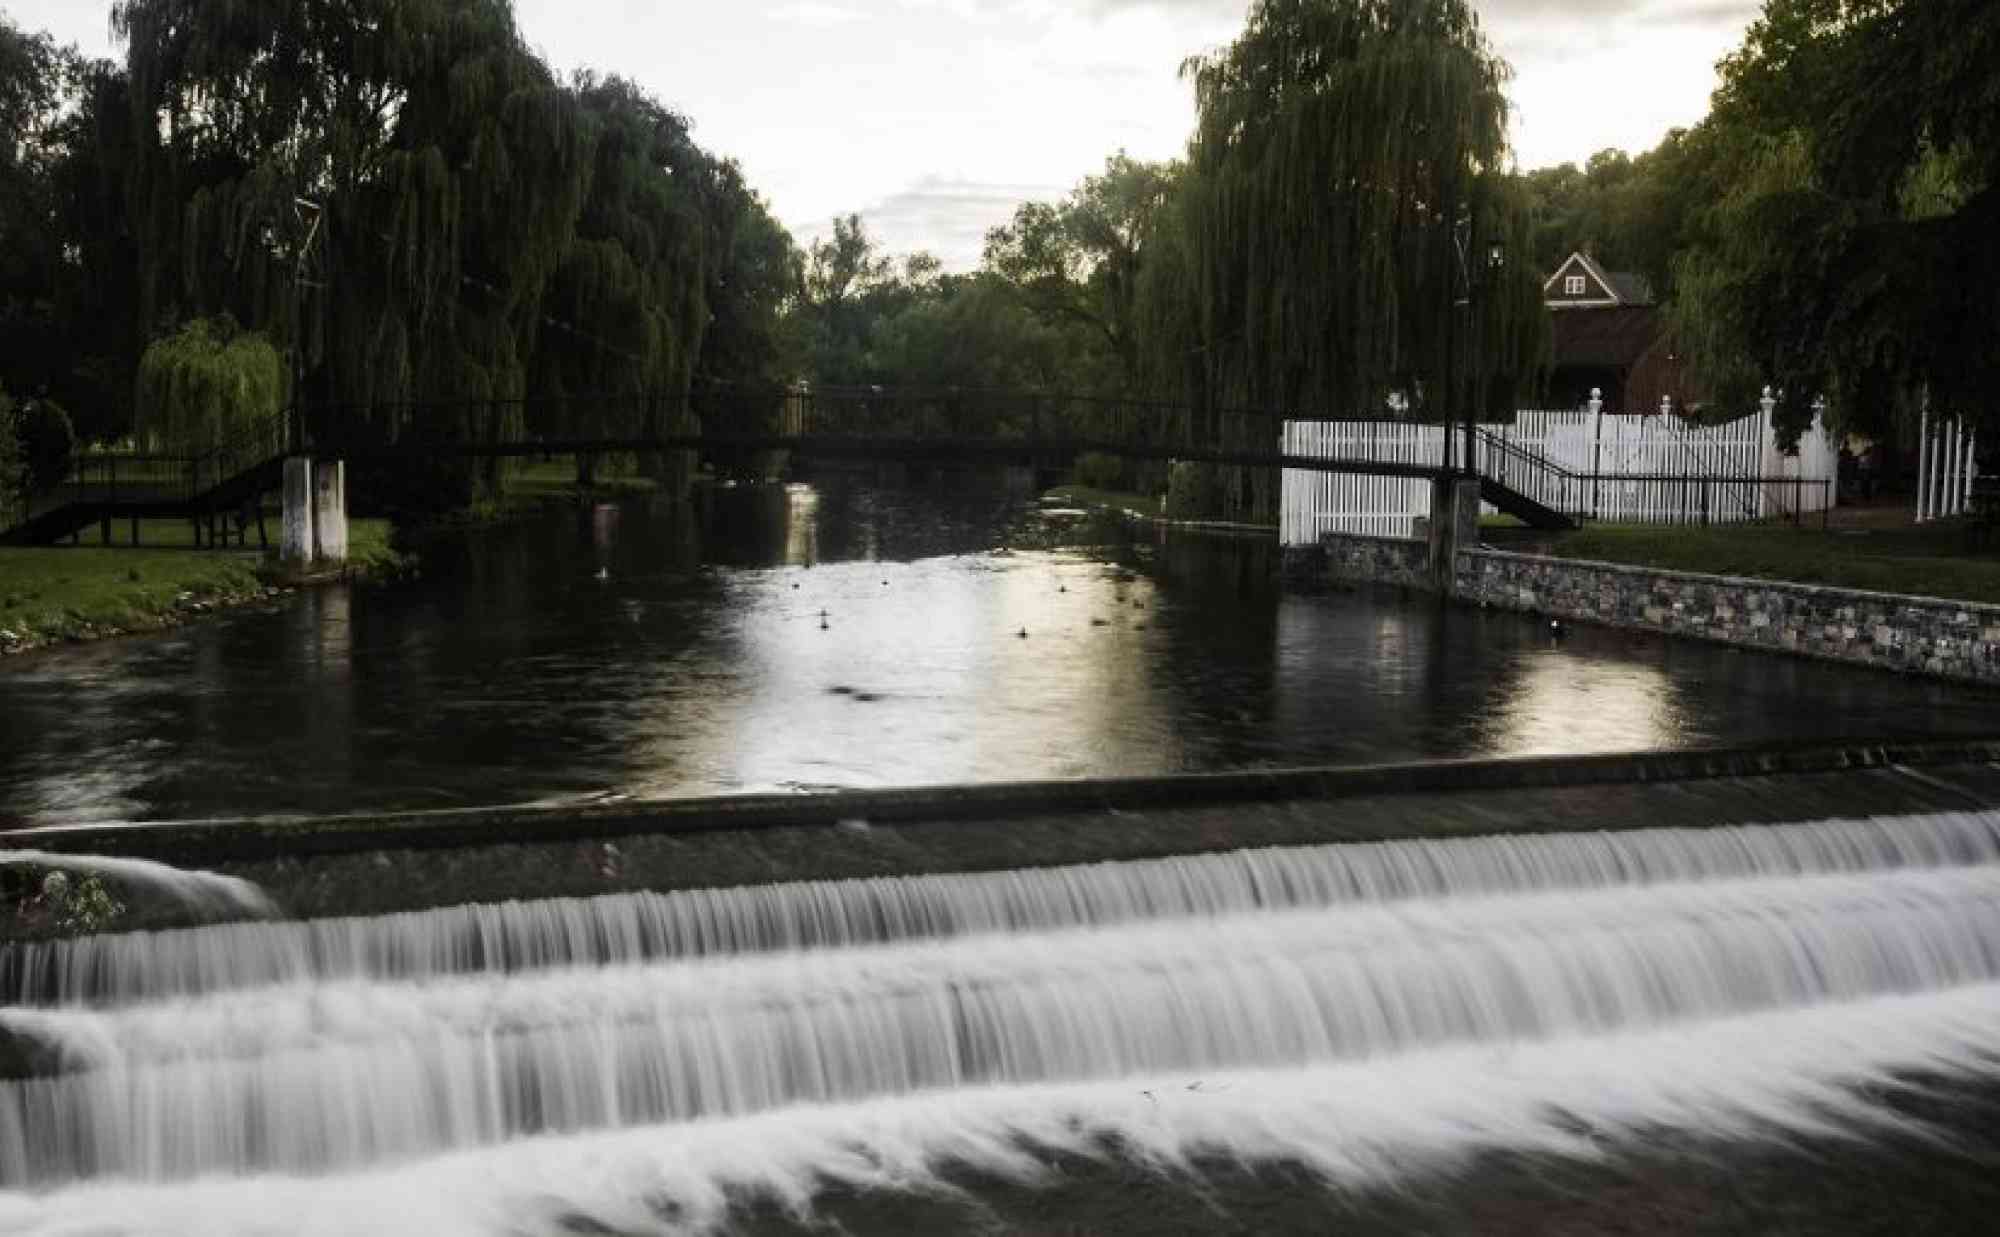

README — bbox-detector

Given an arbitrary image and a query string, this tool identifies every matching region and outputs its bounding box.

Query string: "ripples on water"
[7,810,2000,1232]
[0,477,1993,824]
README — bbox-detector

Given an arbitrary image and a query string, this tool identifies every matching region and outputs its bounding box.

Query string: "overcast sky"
[11,0,1759,270]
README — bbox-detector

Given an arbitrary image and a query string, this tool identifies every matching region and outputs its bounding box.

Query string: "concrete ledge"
[9,737,2000,865]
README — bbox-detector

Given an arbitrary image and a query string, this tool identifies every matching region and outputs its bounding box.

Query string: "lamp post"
[1470,239,1504,475]
[1452,212,1505,479]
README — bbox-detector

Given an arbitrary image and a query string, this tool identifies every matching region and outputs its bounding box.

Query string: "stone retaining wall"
[1456,548,2000,685]
[1314,531,1434,590]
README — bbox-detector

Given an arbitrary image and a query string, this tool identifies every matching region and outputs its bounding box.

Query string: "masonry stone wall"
[1456,548,2000,685]
[1311,532,1435,590]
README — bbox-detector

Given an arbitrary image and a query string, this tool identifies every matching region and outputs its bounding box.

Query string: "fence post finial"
[1760,386,1777,417]
[1588,388,1602,416]
[1660,395,1672,417]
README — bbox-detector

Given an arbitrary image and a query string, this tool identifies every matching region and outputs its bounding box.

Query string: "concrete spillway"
[8,809,2000,1232]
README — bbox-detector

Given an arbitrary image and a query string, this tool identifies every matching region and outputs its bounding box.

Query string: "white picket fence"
[1281,390,1838,546]
[1915,404,1978,522]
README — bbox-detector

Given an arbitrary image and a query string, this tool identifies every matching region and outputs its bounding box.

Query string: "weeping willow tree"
[1138,0,1548,518]
[113,0,596,502]
[529,73,711,485]
[133,316,284,450]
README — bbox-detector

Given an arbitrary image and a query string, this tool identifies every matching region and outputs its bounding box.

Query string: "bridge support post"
[1427,476,1481,595]
[282,457,315,567]
[312,459,348,566]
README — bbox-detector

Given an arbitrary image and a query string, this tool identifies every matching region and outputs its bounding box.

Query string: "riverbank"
[1487,517,2000,605]
[0,518,403,657]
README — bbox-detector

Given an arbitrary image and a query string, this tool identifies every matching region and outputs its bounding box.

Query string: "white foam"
[8,864,2000,1184]
[10,809,2000,1004]
[3,984,1996,1237]
[15,863,2000,1068]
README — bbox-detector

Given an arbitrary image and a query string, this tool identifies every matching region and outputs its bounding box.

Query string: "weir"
[9,804,2000,1230]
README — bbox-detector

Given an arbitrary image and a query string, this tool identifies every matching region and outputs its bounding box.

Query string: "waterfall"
[8,809,1998,1004]
[7,810,2000,1233]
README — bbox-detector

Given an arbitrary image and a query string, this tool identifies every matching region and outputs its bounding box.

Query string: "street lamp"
[1471,239,1505,474]
[1452,214,1506,477]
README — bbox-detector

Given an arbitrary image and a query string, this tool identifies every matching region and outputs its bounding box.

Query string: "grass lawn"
[505,458,659,499]
[0,518,402,650]
[1498,520,2000,605]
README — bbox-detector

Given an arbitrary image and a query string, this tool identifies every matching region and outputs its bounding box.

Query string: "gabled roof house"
[1541,252,1695,413]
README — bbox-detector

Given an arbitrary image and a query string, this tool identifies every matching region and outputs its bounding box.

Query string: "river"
[0,472,1992,825]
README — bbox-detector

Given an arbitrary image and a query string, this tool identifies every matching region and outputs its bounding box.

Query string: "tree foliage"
[0,18,139,443]
[1141,0,1548,433]
[1515,135,1723,302]
[984,153,1176,388]
[15,396,76,495]
[0,383,22,525]
[134,316,284,451]
[1670,0,2000,442]
[95,0,795,499]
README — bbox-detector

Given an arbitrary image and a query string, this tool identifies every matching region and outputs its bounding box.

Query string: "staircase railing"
[1474,428,1584,516]
[189,414,293,499]
[0,415,294,542]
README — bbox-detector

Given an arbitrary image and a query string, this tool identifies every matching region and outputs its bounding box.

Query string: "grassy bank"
[0,517,402,654]
[1496,521,2000,605]
[413,458,662,530]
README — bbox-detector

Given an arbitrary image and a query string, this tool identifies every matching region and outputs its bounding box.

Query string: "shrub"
[1071,451,1125,490]
[17,396,76,494]
[1164,459,1222,519]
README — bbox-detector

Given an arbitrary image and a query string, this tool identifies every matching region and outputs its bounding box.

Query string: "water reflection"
[1474,649,1684,757]
[0,473,1993,823]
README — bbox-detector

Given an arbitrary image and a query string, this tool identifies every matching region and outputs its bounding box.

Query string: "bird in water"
[1017,627,1029,639]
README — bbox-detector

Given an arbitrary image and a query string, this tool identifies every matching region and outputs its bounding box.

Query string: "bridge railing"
[293,387,1294,464]
[780,385,1289,460]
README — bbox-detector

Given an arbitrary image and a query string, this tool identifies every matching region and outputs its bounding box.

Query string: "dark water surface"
[0,474,1992,823]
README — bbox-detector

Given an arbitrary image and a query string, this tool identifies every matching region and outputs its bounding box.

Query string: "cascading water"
[7,809,2000,1234]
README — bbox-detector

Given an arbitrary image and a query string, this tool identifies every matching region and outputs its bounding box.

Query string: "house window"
[1564,275,1586,296]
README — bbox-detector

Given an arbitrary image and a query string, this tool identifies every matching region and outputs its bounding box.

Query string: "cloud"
[770,3,869,26]
[794,175,1070,270]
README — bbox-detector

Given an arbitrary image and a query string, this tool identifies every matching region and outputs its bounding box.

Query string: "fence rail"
[1916,404,1978,523]
[1281,388,1841,546]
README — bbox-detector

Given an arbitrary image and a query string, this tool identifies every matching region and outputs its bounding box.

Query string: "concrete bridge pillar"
[312,459,348,566]
[1427,476,1482,594]
[282,457,348,569]
[282,458,315,567]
